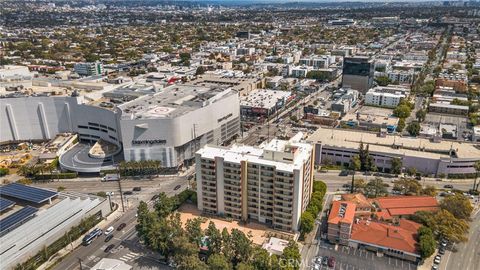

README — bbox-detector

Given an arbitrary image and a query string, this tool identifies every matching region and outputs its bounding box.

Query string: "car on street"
[174,185,181,190]
[133,187,141,192]
[444,184,454,189]
[117,223,126,231]
[339,170,349,176]
[104,244,115,253]
[105,234,113,242]
[123,191,133,195]
[151,194,159,201]
[104,226,114,235]
[438,248,445,255]
[327,257,336,268]
[434,255,441,264]
[321,256,328,266]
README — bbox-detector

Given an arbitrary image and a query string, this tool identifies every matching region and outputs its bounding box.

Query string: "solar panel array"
[0,206,38,235]
[0,198,15,212]
[0,183,58,204]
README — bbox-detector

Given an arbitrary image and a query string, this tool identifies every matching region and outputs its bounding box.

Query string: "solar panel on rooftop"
[0,206,38,235]
[0,183,58,204]
[0,198,16,212]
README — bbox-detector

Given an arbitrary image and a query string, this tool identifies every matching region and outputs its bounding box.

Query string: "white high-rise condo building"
[195,133,314,232]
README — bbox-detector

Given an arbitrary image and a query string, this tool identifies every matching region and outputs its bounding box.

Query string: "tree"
[185,218,203,245]
[440,193,473,220]
[349,155,361,193]
[236,263,254,270]
[390,158,402,175]
[281,241,301,270]
[364,177,388,198]
[207,254,232,270]
[406,167,417,177]
[251,247,273,270]
[205,221,222,254]
[299,212,315,237]
[393,178,422,195]
[406,121,420,136]
[432,210,469,243]
[394,105,411,118]
[473,161,480,191]
[154,192,176,219]
[418,226,436,258]
[416,109,427,122]
[396,118,406,132]
[172,235,208,270]
[421,185,437,197]
[195,66,206,76]
[375,76,391,86]
[229,229,253,264]
[353,178,366,192]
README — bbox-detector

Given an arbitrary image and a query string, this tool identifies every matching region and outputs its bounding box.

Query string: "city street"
[314,170,475,192]
[441,208,480,270]
[50,179,187,270]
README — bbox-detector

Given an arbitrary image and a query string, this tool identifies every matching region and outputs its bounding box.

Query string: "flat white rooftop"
[308,127,480,159]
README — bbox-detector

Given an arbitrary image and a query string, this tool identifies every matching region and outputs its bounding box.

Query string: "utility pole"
[113,155,125,212]
[78,258,83,270]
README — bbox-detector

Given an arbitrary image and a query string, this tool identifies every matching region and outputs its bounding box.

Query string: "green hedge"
[15,212,103,270]
[34,172,77,180]
[447,173,476,179]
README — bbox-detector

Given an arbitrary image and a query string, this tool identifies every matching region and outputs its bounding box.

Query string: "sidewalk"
[37,207,123,270]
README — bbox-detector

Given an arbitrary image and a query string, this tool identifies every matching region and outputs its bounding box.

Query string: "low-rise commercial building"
[240,89,292,120]
[308,127,480,177]
[195,133,314,232]
[428,103,469,116]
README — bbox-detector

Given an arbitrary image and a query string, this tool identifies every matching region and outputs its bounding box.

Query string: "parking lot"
[311,241,418,270]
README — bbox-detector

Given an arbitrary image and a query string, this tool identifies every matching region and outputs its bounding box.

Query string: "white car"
[104,226,114,236]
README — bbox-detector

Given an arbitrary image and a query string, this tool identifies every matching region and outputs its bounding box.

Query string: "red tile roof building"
[371,196,439,220]
[350,219,422,261]
[327,201,356,245]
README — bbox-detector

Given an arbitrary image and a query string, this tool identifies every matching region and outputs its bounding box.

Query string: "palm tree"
[474,161,480,192]
[349,155,361,194]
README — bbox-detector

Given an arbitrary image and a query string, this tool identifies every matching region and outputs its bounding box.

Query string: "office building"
[195,133,314,232]
[342,57,374,93]
[74,62,104,77]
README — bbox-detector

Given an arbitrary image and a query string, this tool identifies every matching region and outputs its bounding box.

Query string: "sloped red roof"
[328,201,356,225]
[350,219,421,255]
[341,193,372,209]
[372,196,439,217]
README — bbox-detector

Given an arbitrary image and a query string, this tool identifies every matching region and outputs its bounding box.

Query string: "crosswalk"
[119,252,139,262]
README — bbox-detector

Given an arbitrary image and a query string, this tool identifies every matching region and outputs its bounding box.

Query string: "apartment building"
[195,133,314,232]
[365,85,410,108]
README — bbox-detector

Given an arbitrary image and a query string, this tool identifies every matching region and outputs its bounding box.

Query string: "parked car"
[104,226,114,236]
[104,244,115,253]
[438,248,445,255]
[105,234,113,242]
[133,187,141,192]
[123,191,133,195]
[444,184,454,189]
[321,256,328,266]
[117,223,126,231]
[174,185,181,190]
[431,265,439,270]
[327,257,336,268]
[151,194,159,201]
[434,255,441,264]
